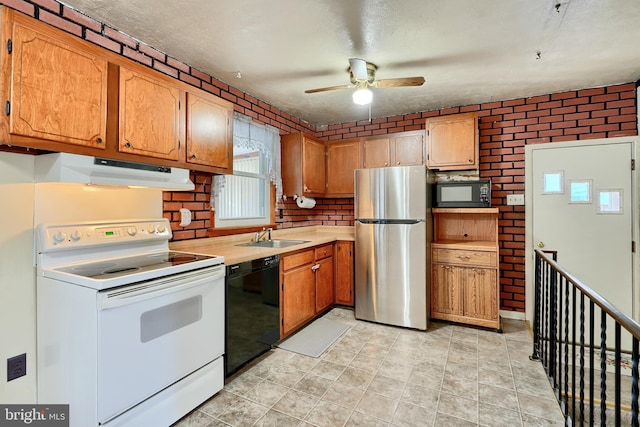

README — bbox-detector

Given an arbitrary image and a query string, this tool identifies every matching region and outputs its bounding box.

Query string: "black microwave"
[435,180,491,208]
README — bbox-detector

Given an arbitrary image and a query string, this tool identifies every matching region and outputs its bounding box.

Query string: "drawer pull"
[456,255,471,260]
[311,264,320,272]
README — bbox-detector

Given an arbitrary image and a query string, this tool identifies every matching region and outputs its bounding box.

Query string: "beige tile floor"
[173,308,565,427]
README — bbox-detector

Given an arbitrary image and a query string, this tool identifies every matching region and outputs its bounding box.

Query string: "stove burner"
[70,262,118,274]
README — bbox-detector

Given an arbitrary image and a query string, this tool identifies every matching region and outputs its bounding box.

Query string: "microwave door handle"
[98,266,223,310]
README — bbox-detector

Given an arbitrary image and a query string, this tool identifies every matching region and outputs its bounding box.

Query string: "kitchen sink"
[237,239,310,248]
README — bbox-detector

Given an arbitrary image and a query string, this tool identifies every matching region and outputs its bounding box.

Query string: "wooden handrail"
[535,248,640,339]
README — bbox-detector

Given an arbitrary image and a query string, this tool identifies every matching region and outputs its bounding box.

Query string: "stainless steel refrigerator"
[354,165,431,330]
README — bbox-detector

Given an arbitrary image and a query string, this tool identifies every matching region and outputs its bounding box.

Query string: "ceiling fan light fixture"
[352,87,373,105]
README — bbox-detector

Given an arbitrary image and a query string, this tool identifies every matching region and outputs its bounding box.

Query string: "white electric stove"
[36,219,225,427]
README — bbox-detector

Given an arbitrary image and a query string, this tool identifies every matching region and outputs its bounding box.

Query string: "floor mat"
[277,318,351,358]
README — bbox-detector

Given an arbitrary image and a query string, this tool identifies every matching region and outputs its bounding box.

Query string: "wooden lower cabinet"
[280,243,336,338]
[432,263,498,327]
[335,241,354,306]
[281,261,316,335]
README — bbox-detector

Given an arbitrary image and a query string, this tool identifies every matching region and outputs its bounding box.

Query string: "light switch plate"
[506,194,525,205]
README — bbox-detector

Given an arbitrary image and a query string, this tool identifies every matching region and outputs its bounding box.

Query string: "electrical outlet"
[506,194,525,205]
[7,353,26,381]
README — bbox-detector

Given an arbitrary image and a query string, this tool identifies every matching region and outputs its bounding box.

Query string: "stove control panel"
[38,219,172,251]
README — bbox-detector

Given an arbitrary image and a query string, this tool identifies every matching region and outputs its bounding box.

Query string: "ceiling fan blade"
[374,76,426,88]
[304,84,354,94]
[348,58,368,81]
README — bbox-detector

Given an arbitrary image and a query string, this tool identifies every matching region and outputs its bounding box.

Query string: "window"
[597,189,623,214]
[568,179,592,203]
[542,171,564,194]
[212,113,281,228]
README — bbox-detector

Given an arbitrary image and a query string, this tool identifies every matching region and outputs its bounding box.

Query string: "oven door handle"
[98,266,224,310]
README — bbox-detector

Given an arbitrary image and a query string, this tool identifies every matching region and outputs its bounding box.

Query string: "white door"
[525,138,636,324]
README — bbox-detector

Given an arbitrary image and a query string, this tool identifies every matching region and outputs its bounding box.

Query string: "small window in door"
[568,180,592,203]
[597,189,623,214]
[542,171,564,194]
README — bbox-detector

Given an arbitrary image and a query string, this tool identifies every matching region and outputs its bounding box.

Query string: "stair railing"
[532,248,640,426]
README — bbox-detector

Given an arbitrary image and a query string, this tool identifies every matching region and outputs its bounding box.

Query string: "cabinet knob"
[96,137,103,144]
[468,159,473,163]
[396,161,400,165]
[311,264,320,272]
[125,142,132,148]
[384,162,388,166]
[191,154,197,159]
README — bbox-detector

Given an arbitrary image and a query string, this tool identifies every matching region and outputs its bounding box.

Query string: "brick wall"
[2,0,637,312]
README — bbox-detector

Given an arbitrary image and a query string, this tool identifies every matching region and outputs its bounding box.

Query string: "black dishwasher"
[225,255,280,377]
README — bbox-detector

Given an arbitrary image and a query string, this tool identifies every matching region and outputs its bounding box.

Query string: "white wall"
[0,152,36,402]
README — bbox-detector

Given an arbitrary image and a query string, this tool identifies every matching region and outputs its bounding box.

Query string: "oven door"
[96,265,224,423]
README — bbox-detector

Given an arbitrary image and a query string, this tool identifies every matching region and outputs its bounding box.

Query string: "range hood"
[35,153,195,191]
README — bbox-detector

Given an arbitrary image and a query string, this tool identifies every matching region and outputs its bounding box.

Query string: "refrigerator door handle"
[356,219,423,225]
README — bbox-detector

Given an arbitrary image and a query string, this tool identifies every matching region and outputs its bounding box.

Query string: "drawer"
[315,244,333,260]
[282,249,314,271]
[432,248,496,267]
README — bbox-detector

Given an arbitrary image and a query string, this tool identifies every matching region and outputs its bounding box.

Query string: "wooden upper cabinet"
[426,112,478,170]
[281,132,326,197]
[118,67,182,161]
[326,138,361,197]
[363,137,391,168]
[363,131,424,168]
[186,92,233,172]
[394,131,424,166]
[7,11,107,148]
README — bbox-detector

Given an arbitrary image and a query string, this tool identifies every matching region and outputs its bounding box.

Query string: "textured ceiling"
[59,0,640,127]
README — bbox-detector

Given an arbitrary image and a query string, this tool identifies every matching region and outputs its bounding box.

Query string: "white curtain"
[211,112,282,211]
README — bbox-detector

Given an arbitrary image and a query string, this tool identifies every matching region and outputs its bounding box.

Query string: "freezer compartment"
[355,166,427,221]
[355,221,428,330]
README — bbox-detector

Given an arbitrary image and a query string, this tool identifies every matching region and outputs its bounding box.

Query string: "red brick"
[167,57,190,73]
[578,87,606,97]
[527,95,550,104]
[39,9,82,37]
[104,26,137,48]
[592,93,620,103]
[32,0,59,12]
[85,29,120,52]
[608,114,637,123]
[607,99,635,109]
[180,71,201,88]
[123,46,152,66]
[139,43,166,62]
[62,6,101,32]
[551,91,576,100]
[1,0,35,15]
[607,83,636,93]
[153,61,179,78]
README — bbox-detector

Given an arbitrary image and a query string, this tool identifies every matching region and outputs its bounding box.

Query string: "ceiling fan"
[304,58,425,105]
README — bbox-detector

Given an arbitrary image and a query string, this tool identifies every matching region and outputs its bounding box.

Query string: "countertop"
[169,225,354,265]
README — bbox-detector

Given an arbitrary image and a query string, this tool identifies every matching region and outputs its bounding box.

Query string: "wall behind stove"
[0,152,35,403]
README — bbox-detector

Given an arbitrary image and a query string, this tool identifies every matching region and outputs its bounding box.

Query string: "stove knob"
[147,225,156,234]
[70,230,81,241]
[157,225,166,233]
[127,227,137,236]
[52,231,66,244]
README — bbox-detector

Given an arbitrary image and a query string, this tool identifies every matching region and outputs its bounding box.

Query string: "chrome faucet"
[254,227,272,242]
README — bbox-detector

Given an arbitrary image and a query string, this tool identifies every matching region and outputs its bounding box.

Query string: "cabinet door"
[363,137,391,168]
[431,264,463,316]
[326,139,360,196]
[463,267,498,321]
[282,265,316,335]
[302,137,326,195]
[426,113,478,170]
[186,92,232,171]
[119,67,182,160]
[9,19,107,148]
[335,241,354,306]
[315,257,335,312]
[393,132,424,166]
